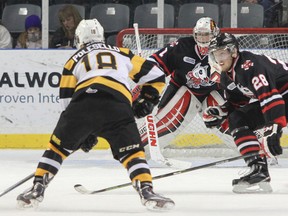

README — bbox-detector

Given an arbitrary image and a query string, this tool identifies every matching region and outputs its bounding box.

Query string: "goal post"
[117,27,288,157]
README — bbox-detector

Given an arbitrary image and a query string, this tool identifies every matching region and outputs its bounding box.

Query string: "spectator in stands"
[50,5,82,49]
[15,15,42,49]
[0,24,12,49]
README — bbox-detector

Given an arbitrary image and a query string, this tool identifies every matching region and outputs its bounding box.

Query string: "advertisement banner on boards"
[0,50,74,134]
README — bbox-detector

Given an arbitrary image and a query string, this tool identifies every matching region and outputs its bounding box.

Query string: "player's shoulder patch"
[241,59,254,71]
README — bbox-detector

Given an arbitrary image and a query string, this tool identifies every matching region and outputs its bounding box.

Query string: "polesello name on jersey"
[72,43,120,62]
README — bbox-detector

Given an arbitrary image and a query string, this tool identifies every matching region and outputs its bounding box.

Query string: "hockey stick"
[74,152,258,194]
[133,23,191,169]
[133,22,166,165]
[0,173,34,197]
[133,23,142,57]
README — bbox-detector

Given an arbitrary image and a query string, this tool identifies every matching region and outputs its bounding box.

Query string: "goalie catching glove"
[202,105,228,128]
[262,123,283,157]
[132,88,160,119]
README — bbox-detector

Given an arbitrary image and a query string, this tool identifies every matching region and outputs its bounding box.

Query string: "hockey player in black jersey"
[206,32,288,193]
[148,16,220,106]
[140,17,232,152]
[16,19,174,211]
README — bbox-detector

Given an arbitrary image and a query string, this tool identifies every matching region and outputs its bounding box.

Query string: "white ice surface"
[1,149,288,216]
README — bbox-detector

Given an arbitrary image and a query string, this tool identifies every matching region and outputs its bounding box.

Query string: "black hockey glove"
[132,90,160,119]
[262,123,283,156]
[132,97,155,119]
[80,134,98,153]
[202,105,228,128]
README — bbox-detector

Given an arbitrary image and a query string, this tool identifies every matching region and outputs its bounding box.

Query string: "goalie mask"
[208,33,239,79]
[193,17,220,55]
[74,19,104,49]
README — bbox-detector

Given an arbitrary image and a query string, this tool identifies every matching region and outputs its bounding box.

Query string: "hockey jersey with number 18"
[59,41,166,111]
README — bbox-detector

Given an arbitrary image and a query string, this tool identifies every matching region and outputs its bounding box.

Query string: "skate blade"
[17,199,40,209]
[145,200,175,211]
[233,181,273,194]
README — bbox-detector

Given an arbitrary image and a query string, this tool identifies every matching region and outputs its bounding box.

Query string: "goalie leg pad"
[139,86,200,148]
[201,90,226,112]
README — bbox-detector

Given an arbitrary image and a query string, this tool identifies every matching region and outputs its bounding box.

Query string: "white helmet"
[74,19,104,49]
[193,17,220,49]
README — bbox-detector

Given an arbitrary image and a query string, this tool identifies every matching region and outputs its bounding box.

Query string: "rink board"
[0,134,287,149]
[0,49,288,149]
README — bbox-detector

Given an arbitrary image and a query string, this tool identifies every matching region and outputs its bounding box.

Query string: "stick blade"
[74,184,92,194]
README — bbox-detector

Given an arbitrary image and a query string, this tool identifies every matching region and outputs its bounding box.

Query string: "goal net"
[117,28,288,158]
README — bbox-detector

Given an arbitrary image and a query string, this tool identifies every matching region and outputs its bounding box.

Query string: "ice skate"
[232,156,272,194]
[133,180,175,211]
[17,182,45,208]
[17,174,53,208]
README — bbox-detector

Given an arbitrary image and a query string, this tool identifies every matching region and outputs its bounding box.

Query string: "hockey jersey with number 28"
[222,51,288,128]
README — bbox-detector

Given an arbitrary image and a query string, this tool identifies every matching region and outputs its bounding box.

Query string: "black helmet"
[209,33,239,53]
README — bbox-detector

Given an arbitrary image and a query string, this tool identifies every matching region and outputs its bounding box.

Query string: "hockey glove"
[80,134,98,153]
[202,105,228,128]
[262,123,283,156]
[132,97,155,119]
[132,86,160,118]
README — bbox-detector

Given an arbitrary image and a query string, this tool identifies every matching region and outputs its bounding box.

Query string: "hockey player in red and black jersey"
[206,32,288,193]
[140,17,232,153]
[16,19,174,211]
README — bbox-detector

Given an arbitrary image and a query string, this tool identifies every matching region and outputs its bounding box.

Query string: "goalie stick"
[133,23,191,169]
[74,152,259,194]
[144,114,192,168]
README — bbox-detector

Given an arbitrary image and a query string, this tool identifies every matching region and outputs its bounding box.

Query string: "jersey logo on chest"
[185,63,214,89]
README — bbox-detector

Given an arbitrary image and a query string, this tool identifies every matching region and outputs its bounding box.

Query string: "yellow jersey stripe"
[119,47,130,55]
[75,76,132,104]
[122,151,145,168]
[130,55,145,79]
[132,173,152,182]
[47,143,67,159]
[35,168,49,176]
[60,75,77,88]
[64,59,75,70]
